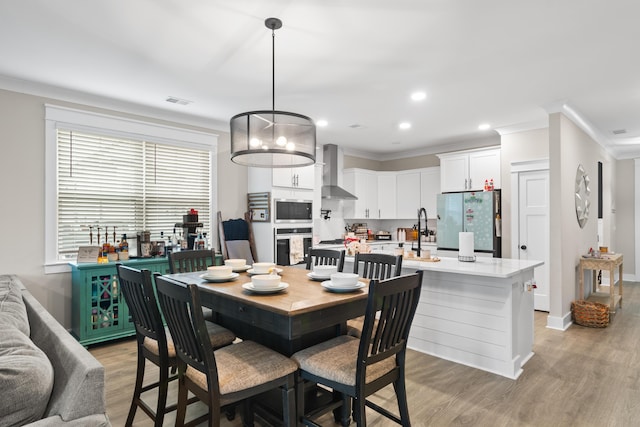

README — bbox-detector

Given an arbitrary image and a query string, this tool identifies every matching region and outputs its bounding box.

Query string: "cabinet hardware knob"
[520,245,527,250]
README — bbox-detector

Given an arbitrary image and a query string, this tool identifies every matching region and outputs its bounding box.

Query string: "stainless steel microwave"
[274,199,313,223]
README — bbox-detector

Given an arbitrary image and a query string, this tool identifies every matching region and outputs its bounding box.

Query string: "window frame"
[45,105,218,274]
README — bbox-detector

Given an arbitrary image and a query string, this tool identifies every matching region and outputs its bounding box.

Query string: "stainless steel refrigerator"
[436,190,501,257]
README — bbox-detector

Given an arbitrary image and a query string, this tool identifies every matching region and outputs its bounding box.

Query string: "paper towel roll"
[459,232,474,257]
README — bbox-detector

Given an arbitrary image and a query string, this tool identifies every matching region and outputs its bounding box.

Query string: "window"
[45,105,218,272]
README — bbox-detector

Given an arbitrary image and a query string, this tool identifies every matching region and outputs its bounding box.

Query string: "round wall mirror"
[574,164,591,228]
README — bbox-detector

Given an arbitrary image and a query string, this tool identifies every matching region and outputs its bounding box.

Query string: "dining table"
[164,266,369,356]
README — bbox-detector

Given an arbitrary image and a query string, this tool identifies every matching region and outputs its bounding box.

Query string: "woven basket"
[571,300,609,328]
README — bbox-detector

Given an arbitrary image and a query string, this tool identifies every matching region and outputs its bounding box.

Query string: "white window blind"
[56,129,211,259]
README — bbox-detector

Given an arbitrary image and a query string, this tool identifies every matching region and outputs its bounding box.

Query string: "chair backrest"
[154,275,221,398]
[217,211,257,263]
[352,253,403,279]
[116,264,167,350]
[168,249,215,274]
[305,248,345,271]
[357,271,423,383]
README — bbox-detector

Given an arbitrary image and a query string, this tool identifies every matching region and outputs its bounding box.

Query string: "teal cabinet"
[70,258,170,346]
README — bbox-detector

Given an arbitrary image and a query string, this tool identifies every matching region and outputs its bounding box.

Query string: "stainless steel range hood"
[321,144,358,200]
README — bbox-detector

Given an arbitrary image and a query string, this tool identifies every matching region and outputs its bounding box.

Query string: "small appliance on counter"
[375,231,392,240]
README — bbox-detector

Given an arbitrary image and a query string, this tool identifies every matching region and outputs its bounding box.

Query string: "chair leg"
[282,381,296,427]
[126,348,146,426]
[353,396,366,427]
[394,377,411,427]
[241,399,254,427]
[175,376,188,427]
[295,374,305,426]
[154,365,170,427]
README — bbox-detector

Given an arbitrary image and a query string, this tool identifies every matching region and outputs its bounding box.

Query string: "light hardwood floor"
[91,282,640,426]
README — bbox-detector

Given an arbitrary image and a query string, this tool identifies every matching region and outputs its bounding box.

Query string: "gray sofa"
[0,275,111,426]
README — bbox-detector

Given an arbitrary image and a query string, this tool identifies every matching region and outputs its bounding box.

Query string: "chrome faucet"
[417,208,428,257]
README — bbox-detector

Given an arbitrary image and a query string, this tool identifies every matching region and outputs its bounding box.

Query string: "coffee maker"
[176,209,203,250]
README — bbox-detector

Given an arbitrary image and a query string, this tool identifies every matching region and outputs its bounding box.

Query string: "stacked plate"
[242,274,289,294]
[321,273,365,293]
[199,272,239,283]
[307,265,338,281]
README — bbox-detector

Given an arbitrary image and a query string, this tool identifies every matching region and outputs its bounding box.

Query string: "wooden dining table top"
[164,266,370,317]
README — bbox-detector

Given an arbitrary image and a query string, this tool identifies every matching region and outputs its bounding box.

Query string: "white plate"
[199,272,239,282]
[321,280,366,292]
[242,282,289,294]
[307,272,332,281]
[247,268,283,275]
[230,265,251,272]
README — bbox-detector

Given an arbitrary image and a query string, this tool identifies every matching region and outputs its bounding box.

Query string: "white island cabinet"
[402,257,542,379]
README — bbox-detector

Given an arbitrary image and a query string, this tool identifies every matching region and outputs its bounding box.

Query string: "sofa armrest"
[20,282,107,422]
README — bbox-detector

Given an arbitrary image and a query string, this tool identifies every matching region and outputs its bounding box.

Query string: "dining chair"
[154,274,298,427]
[217,211,256,264]
[168,249,216,273]
[292,271,423,427]
[116,264,236,427]
[347,253,403,337]
[305,248,346,271]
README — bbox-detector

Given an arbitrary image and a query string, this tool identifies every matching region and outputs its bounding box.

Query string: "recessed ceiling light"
[411,91,427,101]
[316,119,328,127]
[399,122,412,130]
[478,123,491,130]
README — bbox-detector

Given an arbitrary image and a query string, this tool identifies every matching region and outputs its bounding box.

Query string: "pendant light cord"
[271,26,276,112]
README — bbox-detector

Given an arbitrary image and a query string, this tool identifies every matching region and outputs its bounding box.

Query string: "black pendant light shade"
[230,17,316,168]
[230,110,316,167]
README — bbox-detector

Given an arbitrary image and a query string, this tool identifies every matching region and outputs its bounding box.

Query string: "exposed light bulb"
[249,138,262,148]
[276,136,287,146]
[286,142,295,151]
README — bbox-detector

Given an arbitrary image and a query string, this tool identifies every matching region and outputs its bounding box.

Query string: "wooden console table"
[578,253,623,313]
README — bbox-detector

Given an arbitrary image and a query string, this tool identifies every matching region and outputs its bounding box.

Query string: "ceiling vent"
[166,96,193,106]
[612,129,627,135]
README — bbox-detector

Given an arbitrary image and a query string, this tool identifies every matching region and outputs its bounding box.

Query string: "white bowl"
[252,262,276,274]
[225,258,246,269]
[313,265,337,276]
[206,265,233,277]
[330,273,359,287]
[252,274,281,289]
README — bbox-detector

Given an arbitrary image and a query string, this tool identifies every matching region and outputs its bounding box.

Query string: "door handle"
[520,245,527,250]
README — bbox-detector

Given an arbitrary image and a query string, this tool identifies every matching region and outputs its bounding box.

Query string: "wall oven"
[274,227,313,266]
[274,199,313,223]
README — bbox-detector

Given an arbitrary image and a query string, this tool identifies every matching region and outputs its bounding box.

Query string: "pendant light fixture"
[230,17,316,168]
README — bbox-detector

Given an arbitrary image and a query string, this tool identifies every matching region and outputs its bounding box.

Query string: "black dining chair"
[305,248,346,271]
[168,249,216,274]
[347,253,403,337]
[292,271,423,427]
[154,274,298,427]
[115,264,236,427]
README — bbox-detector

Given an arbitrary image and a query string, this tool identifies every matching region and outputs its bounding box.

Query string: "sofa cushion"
[0,277,30,336]
[0,324,54,426]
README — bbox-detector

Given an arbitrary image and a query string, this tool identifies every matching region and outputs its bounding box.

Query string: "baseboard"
[546,312,572,331]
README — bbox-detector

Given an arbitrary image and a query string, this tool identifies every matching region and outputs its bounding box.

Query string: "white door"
[518,169,550,311]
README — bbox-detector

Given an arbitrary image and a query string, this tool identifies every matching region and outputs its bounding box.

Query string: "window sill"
[44,262,72,275]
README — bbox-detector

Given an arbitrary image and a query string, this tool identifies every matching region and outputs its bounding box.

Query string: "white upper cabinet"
[343,169,378,219]
[438,147,500,192]
[396,171,421,219]
[420,167,440,219]
[377,173,397,219]
[272,165,315,190]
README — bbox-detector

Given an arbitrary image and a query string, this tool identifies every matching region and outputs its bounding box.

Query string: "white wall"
[549,112,616,329]
[0,88,245,328]
[500,127,550,258]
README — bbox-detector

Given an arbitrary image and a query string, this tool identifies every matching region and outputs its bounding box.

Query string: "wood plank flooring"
[91,282,640,426]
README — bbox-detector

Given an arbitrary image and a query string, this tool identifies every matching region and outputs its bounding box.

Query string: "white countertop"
[401,256,543,279]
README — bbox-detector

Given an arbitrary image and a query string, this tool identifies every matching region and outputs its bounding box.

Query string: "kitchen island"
[398,257,543,379]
